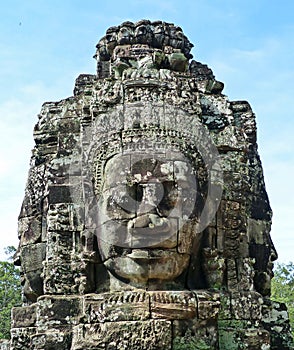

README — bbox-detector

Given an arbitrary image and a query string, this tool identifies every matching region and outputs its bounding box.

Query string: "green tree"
[0,246,22,339]
[271,262,294,337]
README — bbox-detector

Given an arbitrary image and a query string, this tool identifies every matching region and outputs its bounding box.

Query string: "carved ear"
[20,244,45,302]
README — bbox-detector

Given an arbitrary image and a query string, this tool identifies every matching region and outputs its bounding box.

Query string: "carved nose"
[269,237,278,262]
[270,246,278,262]
[127,213,169,231]
[137,183,162,216]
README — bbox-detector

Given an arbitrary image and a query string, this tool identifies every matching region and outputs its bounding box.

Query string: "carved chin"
[104,250,190,283]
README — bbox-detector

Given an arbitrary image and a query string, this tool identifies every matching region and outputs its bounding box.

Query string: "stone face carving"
[10,20,293,349]
[97,151,197,289]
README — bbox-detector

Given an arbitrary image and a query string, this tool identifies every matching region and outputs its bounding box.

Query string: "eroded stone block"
[47,203,84,232]
[262,300,294,350]
[218,320,270,350]
[173,319,219,349]
[0,340,10,350]
[18,215,42,246]
[11,305,37,328]
[84,291,150,322]
[36,295,82,331]
[195,290,220,319]
[150,291,196,320]
[71,320,172,350]
[10,327,36,350]
[31,331,72,350]
[20,243,46,273]
[230,291,263,320]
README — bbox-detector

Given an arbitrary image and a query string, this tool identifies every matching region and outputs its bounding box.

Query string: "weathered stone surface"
[84,291,150,322]
[150,291,196,320]
[230,291,263,320]
[18,215,42,246]
[9,19,293,350]
[71,320,172,350]
[262,300,294,349]
[10,327,36,350]
[173,318,219,349]
[0,340,10,350]
[19,243,46,302]
[11,305,37,328]
[218,320,271,350]
[36,295,82,331]
[31,331,72,350]
[196,290,220,320]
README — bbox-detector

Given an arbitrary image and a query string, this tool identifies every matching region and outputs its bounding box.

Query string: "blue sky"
[0,0,293,262]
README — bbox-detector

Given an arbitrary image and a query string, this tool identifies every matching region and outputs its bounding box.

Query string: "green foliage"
[271,262,294,337]
[0,247,22,339]
[173,330,212,349]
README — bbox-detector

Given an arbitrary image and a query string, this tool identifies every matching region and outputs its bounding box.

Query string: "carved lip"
[126,248,178,259]
[127,214,170,231]
[125,214,178,248]
[127,249,149,259]
[268,263,274,278]
[125,233,178,249]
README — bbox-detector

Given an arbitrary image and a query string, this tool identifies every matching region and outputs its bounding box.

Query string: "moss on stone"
[173,330,212,350]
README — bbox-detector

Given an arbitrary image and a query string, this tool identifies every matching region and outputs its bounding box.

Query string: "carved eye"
[106,34,114,41]
[176,31,184,39]
[137,26,146,35]
[121,28,129,35]
[115,193,137,214]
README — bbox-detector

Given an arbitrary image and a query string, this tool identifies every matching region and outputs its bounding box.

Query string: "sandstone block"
[10,327,36,350]
[150,291,196,320]
[11,305,37,328]
[84,291,150,322]
[36,295,82,331]
[71,320,172,350]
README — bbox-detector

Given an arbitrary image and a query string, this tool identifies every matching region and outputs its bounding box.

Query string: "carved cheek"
[100,192,137,221]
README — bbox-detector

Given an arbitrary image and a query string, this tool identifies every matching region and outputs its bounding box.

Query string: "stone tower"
[9,20,293,349]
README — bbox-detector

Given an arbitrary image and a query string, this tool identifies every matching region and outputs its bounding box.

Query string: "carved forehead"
[103,151,195,187]
[88,113,213,198]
